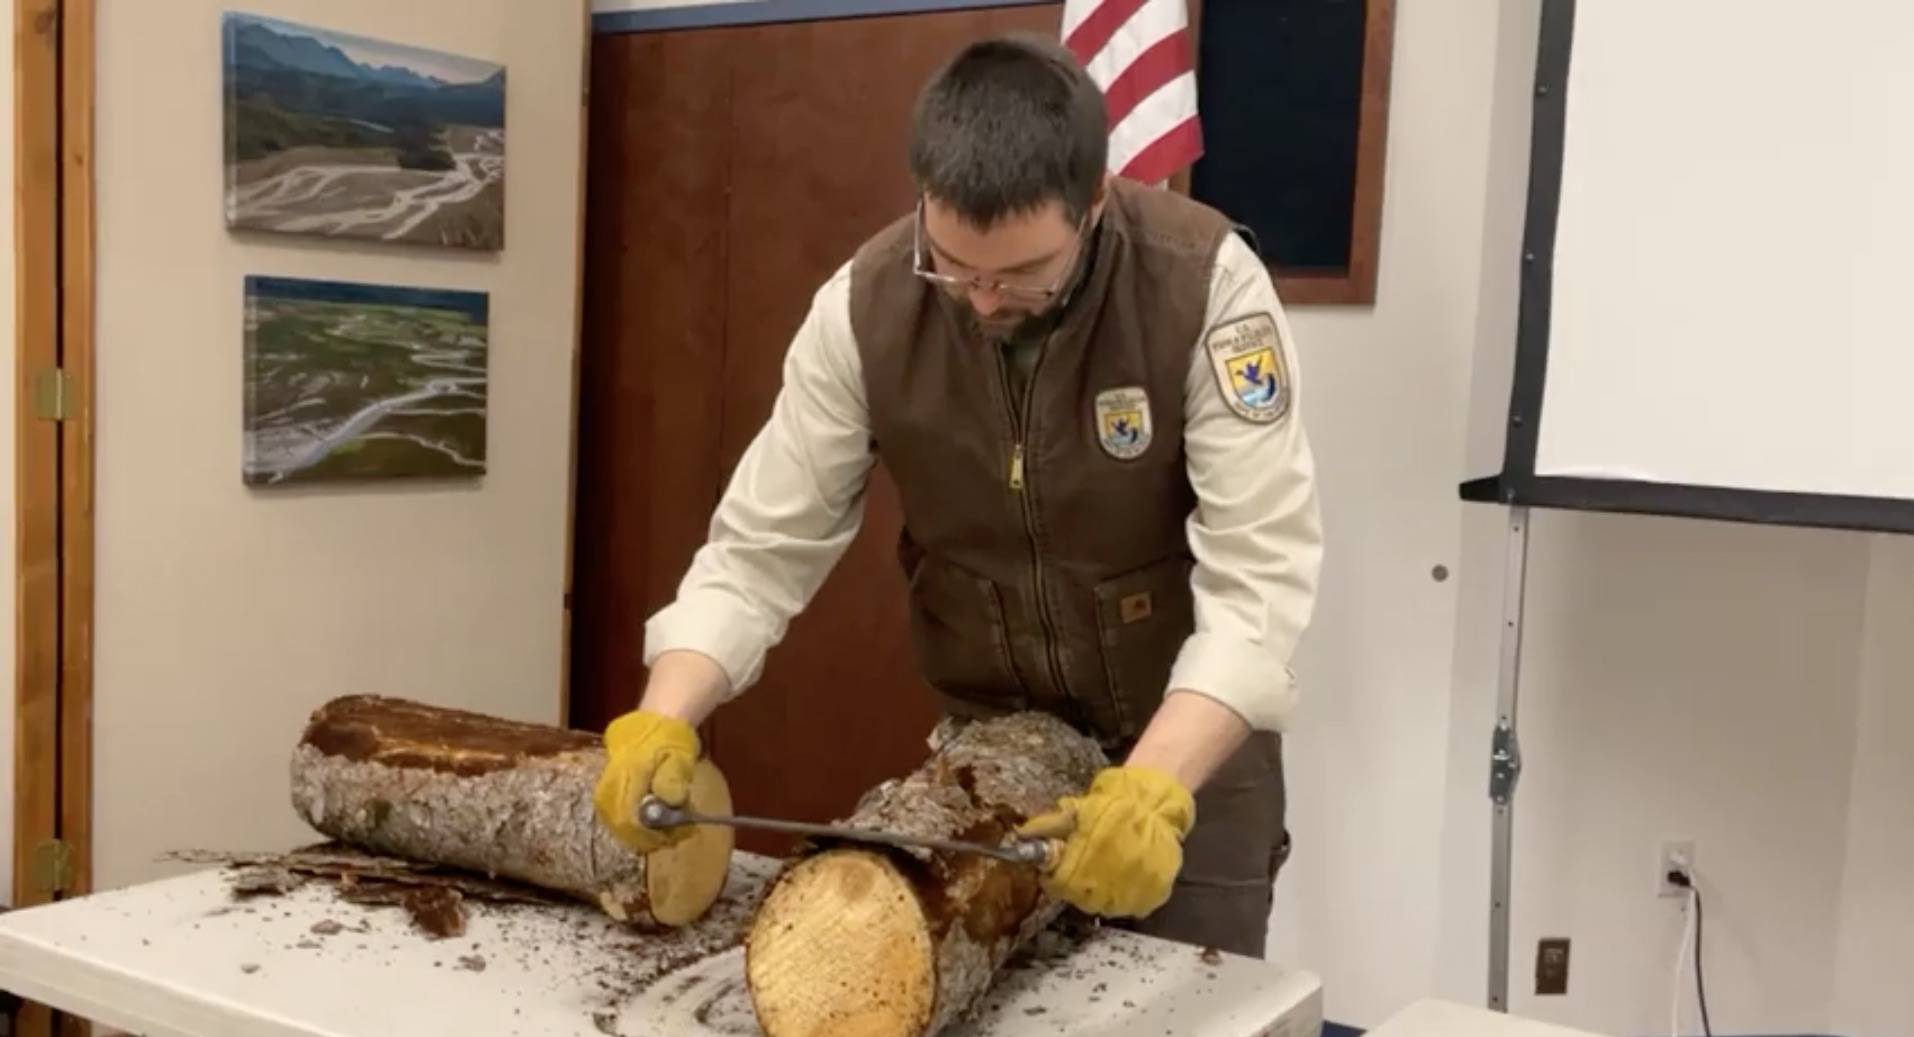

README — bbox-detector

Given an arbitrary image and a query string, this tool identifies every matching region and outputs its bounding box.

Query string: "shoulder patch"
[1093,386,1153,460]
[1205,312,1291,424]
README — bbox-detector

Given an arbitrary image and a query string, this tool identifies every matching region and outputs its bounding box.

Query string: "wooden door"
[574,6,1063,853]
[572,27,736,737]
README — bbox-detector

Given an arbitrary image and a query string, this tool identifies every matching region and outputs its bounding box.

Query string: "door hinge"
[31,367,68,421]
[30,839,73,894]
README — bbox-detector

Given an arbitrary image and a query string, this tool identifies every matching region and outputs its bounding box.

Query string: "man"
[593,33,1322,958]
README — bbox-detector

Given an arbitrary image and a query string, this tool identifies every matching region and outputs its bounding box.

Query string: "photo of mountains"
[221,13,506,250]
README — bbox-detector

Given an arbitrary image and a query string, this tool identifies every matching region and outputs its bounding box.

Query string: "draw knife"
[638,796,1054,867]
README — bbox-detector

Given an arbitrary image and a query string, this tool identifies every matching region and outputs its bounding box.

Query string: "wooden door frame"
[13,1,95,1032]
[559,0,591,729]
[14,0,94,923]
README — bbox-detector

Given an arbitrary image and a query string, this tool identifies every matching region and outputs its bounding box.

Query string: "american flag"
[1062,0,1203,186]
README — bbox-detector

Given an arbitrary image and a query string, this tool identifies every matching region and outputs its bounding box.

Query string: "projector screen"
[1468,0,1914,532]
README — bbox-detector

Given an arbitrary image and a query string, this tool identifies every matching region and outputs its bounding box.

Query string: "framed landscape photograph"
[221,12,506,250]
[243,275,489,486]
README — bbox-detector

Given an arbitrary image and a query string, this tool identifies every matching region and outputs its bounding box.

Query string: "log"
[288,694,733,927]
[744,712,1108,1037]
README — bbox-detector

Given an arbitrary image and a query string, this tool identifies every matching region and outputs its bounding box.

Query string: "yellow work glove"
[592,710,702,854]
[1017,765,1196,918]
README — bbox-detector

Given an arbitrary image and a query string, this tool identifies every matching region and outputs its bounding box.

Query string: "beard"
[968,306,1049,342]
[943,223,1099,344]
[953,279,1084,344]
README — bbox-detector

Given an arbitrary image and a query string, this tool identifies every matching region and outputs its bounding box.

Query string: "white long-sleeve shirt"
[643,230,1323,733]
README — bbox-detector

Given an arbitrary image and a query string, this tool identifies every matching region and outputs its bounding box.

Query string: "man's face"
[918,196,1090,340]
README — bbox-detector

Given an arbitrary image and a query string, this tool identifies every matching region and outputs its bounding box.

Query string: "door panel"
[709,7,1065,853]
[574,6,1064,854]
[573,29,737,734]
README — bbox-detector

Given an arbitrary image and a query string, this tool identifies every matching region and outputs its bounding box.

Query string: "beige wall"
[90,0,585,889]
[1832,534,1914,1035]
[1478,510,1866,1035]
[1261,0,1497,1019]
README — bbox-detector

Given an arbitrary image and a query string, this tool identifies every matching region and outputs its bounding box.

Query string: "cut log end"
[740,712,1108,1036]
[641,758,735,927]
[746,849,936,1037]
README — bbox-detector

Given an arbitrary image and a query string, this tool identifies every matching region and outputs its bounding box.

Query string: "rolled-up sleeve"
[642,263,876,696]
[1166,232,1324,732]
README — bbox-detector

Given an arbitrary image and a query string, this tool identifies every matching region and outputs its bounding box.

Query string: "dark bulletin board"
[1186,0,1395,305]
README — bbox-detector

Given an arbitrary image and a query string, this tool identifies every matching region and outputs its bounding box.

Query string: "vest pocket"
[1091,554,1196,733]
[905,554,1027,708]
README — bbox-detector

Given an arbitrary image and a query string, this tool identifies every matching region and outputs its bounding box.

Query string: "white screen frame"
[1463,0,1914,535]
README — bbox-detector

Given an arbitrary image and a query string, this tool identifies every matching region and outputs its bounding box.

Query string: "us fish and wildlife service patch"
[1093,386,1153,460]
[1206,312,1291,424]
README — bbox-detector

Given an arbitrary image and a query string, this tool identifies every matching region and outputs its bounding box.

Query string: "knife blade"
[638,796,1054,866]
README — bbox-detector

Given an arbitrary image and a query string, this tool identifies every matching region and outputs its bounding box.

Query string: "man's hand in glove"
[592,710,704,854]
[1017,764,1196,918]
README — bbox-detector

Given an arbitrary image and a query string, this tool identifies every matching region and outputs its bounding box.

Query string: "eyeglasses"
[911,198,1088,304]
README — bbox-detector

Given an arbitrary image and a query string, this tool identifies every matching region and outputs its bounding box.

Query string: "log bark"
[288,694,733,927]
[744,711,1108,1037]
[169,844,572,938]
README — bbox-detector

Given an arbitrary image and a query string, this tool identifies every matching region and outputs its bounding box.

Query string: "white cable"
[1671,885,1697,1037]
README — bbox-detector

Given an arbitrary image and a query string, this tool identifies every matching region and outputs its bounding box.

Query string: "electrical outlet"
[1658,839,1695,897]
[1535,937,1570,995]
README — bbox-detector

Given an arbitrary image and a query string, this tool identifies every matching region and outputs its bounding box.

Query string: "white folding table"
[0,852,1323,1037]
[1366,999,1613,1037]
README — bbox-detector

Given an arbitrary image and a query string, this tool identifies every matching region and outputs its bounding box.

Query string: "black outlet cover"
[1536,937,1571,995]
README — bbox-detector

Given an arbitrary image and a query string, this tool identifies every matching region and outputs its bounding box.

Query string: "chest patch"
[1205,312,1291,424]
[1093,386,1153,460]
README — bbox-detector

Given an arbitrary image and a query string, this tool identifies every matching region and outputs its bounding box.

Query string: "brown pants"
[1116,731,1289,958]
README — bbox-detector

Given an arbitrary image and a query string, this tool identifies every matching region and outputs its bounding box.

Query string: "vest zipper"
[996,346,1072,706]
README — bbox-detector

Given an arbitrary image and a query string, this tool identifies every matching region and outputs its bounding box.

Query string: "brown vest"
[850,180,1235,743]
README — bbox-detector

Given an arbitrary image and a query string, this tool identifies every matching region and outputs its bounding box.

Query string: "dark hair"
[906,34,1108,229]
